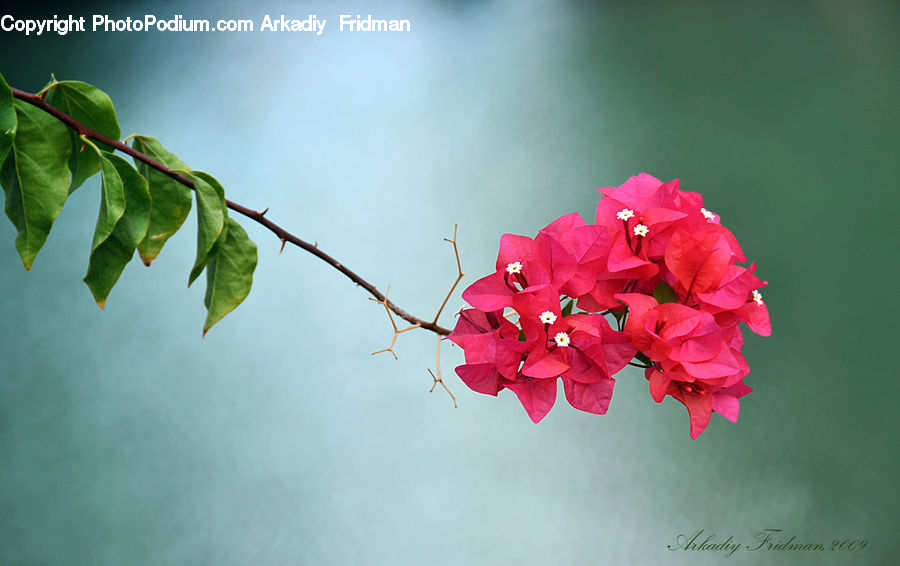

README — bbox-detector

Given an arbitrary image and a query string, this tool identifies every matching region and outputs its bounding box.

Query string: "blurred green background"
[1,1,898,564]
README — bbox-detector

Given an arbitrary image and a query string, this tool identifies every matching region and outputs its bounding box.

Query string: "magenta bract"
[450,173,771,437]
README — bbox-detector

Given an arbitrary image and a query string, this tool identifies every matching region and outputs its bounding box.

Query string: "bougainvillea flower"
[448,308,524,395]
[553,221,658,312]
[596,173,681,218]
[605,229,659,280]
[715,292,772,337]
[540,217,632,311]
[461,231,576,312]
[503,377,559,424]
[533,221,579,289]
[596,173,689,260]
[533,213,605,297]
[515,290,636,415]
[534,213,620,301]
[647,369,713,438]
[597,174,748,265]
[448,307,560,423]
[535,212,587,242]
[694,262,772,337]
[615,294,748,387]
[593,177,697,287]
[647,368,753,438]
[663,227,734,300]
[711,380,753,423]
[695,262,763,311]
[615,292,752,437]
[451,173,769,437]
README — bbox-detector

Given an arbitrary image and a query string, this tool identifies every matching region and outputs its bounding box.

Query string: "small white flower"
[506,261,523,274]
[751,289,764,305]
[616,208,635,221]
[633,224,649,237]
[701,207,716,221]
[539,311,557,325]
[554,332,570,347]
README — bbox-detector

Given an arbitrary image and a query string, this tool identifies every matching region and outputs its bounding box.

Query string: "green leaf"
[202,217,257,335]
[44,80,121,192]
[129,135,192,265]
[0,99,72,269]
[561,298,574,317]
[0,73,17,166]
[89,145,126,247]
[174,170,227,286]
[83,148,150,307]
[653,280,679,304]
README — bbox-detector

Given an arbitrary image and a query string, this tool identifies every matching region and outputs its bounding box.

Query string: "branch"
[369,286,421,359]
[428,336,457,408]
[367,226,462,405]
[10,86,452,336]
[432,224,464,324]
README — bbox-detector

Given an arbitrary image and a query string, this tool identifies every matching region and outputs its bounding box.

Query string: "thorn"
[368,226,462,403]
[279,238,286,254]
[259,207,269,216]
[372,347,398,360]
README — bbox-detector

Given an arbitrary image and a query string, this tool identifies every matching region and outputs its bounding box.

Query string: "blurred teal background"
[1,1,898,564]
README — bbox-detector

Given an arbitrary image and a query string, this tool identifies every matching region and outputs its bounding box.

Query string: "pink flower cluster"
[449,173,771,438]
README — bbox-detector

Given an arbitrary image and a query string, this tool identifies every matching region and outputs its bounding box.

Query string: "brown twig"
[370,226,463,405]
[9,85,451,335]
[432,224,464,324]
[369,286,422,359]
[428,335,457,408]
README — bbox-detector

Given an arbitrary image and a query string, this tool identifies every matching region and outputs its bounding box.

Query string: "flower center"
[554,332,570,347]
[751,289,763,305]
[683,383,706,395]
[505,261,523,274]
[539,311,557,325]
[633,224,649,237]
[616,208,635,221]
[700,207,716,221]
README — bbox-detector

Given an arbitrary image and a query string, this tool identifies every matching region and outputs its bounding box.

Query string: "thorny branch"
[433,225,464,324]
[9,85,453,336]
[369,286,421,359]
[371,225,464,406]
